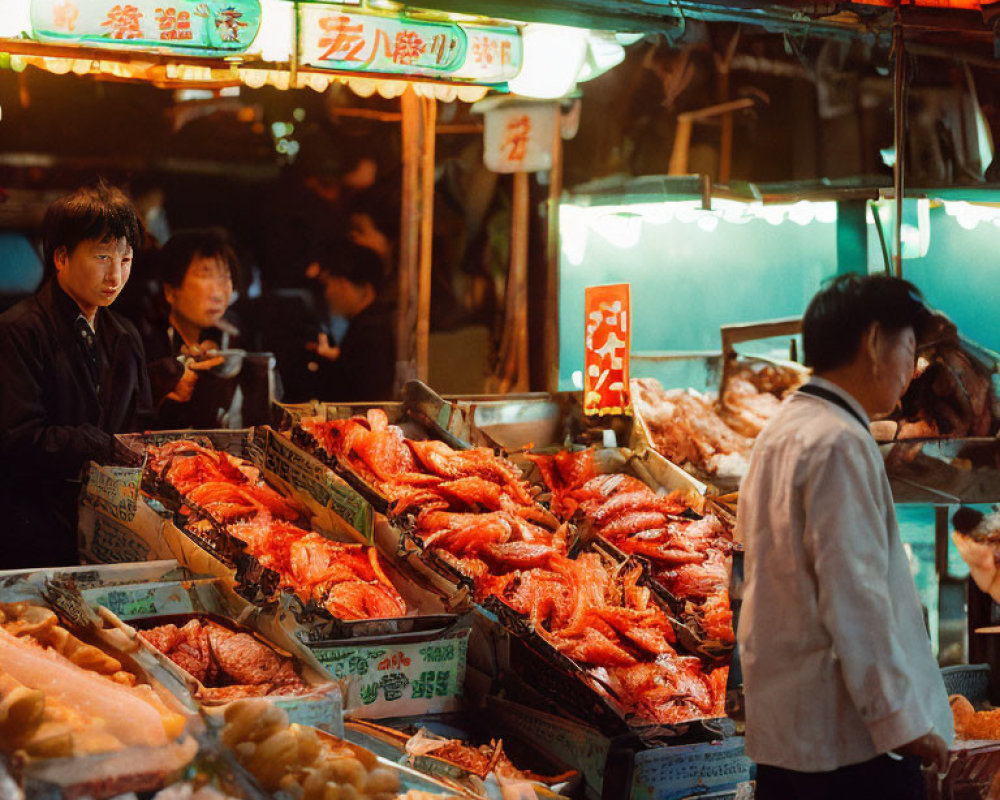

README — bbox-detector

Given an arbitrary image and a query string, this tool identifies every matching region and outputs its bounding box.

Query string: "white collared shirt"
[736,376,954,771]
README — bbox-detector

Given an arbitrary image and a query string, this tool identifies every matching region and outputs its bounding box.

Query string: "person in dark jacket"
[307,240,395,402]
[0,183,152,569]
[144,228,258,428]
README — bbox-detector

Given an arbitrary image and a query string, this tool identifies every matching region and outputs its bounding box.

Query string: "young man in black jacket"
[0,183,152,569]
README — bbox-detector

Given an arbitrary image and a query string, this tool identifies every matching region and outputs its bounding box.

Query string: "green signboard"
[30,0,261,55]
[298,5,520,83]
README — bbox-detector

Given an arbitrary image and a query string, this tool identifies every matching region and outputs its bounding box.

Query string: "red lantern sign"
[584,283,631,416]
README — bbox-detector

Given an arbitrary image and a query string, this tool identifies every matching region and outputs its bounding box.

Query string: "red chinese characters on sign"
[429,33,458,65]
[53,0,80,32]
[472,36,512,67]
[318,15,443,67]
[392,30,426,65]
[101,4,143,39]
[376,651,412,671]
[584,284,631,416]
[318,15,365,61]
[501,115,531,164]
[156,7,192,40]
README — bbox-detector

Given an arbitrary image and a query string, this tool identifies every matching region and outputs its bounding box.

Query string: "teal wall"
[866,202,1000,355]
[559,195,1000,390]
[557,200,838,390]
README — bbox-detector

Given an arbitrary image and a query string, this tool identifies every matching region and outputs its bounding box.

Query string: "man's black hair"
[158,228,241,288]
[803,273,933,372]
[42,181,144,278]
[312,240,384,293]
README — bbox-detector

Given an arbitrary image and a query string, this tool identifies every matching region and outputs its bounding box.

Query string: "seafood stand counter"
[0,383,758,800]
[7,370,1000,798]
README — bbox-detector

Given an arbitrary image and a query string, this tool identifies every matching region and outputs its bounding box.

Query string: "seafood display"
[144,440,407,620]
[138,618,311,702]
[479,551,728,724]
[298,413,726,726]
[0,603,188,758]
[888,326,1000,440]
[221,699,400,799]
[951,694,1000,741]
[528,449,735,645]
[300,411,565,574]
[632,361,803,480]
[403,727,575,785]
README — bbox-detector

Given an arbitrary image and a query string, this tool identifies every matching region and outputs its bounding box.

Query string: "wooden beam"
[670,98,754,176]
[396,86,421,394]
[545,107,564,394]
[416,95,437,383]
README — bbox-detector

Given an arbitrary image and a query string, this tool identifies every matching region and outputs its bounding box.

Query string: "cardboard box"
[120,609,343,733]
[0,576,202,799]
[81,450,472,722]
[118,427,374,543]
[344,712,580,798]
[300,614,473,720]
[78,463,235,582]
[486,696,750,800]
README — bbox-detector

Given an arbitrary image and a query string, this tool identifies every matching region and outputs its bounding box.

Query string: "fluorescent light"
[0,0,30,38]
[254,0,293,62]
[507,23,587,100]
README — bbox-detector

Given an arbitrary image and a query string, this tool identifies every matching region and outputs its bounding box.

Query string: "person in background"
[145,228,253,428]
[954,531,1000,601]
[0,182,152,569]
[738,274,953,800]
[306,240,395,402]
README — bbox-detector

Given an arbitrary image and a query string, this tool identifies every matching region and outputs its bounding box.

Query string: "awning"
[412,0,996,45]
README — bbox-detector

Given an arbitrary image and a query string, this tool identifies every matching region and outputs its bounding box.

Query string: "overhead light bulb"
[507,23,587,100]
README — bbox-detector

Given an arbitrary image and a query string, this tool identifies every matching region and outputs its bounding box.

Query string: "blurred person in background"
[306,239,394,402]
[0,183,151,568]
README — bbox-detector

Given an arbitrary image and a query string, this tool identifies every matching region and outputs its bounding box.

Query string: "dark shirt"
[0,279,153,568]
[144,321,276,428]
[315,301,395,402]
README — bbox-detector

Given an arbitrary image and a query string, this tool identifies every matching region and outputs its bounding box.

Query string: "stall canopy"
[413,0,1000,47]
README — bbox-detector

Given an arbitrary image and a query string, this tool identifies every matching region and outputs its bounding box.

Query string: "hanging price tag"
[584,283,632,416]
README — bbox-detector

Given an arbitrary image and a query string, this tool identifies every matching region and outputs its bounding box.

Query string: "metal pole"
[892,19,906,278]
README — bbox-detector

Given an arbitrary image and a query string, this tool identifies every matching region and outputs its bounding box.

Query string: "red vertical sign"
[584,284,631,416]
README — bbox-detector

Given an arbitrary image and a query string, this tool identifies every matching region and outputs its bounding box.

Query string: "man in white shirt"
[738,274,953,799]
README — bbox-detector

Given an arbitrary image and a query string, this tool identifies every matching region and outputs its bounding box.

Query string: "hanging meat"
[890,330,1000,439]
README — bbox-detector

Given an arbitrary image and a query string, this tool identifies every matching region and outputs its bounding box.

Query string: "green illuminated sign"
[30,0,261,55]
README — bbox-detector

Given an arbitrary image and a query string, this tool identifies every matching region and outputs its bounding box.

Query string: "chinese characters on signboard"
[584,284,631,416]
[30,0,260,54]
[481,99,558,173]
[299,6,520,83]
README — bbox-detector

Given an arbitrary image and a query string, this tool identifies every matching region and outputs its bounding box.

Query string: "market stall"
[6,1,1000,799]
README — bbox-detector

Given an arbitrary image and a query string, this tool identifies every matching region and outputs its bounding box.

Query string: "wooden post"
[511,170,530,392]
[396,87,421,394]
[545,107,564,394]
[416,95,437,383]
[715,30,740,185]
